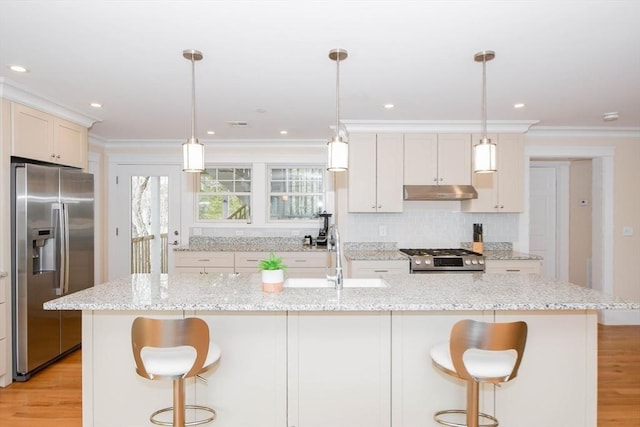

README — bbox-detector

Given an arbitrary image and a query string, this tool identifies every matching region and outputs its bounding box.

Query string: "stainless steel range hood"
[403,185,478,201]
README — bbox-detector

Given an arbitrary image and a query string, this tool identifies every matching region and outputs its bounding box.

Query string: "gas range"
[399,248,485,273]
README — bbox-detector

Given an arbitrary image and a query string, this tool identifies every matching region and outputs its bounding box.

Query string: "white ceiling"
[1,0,639,141]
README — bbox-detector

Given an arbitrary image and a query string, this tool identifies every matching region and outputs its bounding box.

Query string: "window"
[269,166,324,221]
[197,167,252,221]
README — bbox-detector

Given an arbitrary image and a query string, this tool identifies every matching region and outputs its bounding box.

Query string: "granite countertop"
[344,250,409,261]
[175,236,327,253]
[44,272,639,312]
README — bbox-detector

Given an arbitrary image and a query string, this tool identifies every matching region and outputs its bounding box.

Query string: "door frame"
[107,153,186,280]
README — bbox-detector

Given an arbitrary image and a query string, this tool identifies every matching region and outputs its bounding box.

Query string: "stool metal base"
[434,409,499,427]
[150,404,216,426]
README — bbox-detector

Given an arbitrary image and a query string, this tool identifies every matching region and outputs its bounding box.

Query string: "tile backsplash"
[345,204,519,248]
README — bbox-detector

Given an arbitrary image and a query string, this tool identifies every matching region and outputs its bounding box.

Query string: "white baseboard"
[598,309,640,325]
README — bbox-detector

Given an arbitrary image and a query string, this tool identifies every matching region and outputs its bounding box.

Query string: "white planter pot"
[261,269,284,292]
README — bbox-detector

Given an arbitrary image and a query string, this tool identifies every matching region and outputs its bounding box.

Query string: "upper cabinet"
[348,133,403,213]
[461,133,524,213]
[404,133,471,185]
[11,103,87,169]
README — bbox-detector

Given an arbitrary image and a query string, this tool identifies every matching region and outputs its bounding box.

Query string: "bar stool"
[430,319,527,427]
[131,317,221,427]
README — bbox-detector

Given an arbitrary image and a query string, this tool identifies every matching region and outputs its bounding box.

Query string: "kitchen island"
[46,273,638,427]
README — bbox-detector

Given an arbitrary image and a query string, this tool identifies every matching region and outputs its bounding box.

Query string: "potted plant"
[258,252,287,293]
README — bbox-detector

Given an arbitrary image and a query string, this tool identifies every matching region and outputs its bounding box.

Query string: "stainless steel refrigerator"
[11,162,94,381]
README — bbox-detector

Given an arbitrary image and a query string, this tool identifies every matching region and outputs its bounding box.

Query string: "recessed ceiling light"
[513,103,525,109]
[280,130,288,135]
[384,103,395,109]
[206,130,215,135]
[602,112,619,121]
[9,64,28,73]
[90,102,102,108]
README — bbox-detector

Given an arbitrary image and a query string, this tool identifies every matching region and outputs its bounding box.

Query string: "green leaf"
[258,252,287,271]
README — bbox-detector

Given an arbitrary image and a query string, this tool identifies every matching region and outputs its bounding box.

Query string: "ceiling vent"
[226,121,249,128]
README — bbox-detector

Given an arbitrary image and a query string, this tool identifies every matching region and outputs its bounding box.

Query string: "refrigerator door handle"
[61,203,70,294]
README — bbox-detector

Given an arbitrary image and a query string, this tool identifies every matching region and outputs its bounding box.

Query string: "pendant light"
[473,50,497,173]
[182,49,205,173]
[327,48,349,172]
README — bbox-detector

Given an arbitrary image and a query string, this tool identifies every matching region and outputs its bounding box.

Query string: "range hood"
[403,185,478,201]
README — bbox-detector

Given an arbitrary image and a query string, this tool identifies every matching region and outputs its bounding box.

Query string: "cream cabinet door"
[348,133,378,212]
[437,134,472,185]
[53,117,87,169]
[375,134,404,212]
[403,133,438,184]
[495,134,524,212]
[11,103,54,163]
[288,311,391,427]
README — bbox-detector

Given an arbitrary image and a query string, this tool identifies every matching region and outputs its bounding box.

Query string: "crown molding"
[0,77,101,128]
[100,138,326,149]
[341,120,540,134]
[526,126,640,139]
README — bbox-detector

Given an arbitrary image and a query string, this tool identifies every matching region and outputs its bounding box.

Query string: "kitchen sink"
[283,277,389,288]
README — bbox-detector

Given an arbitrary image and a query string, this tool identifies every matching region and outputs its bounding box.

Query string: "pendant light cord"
[481,57,487,139]
[335,51,341,137]
[191,57,196,140]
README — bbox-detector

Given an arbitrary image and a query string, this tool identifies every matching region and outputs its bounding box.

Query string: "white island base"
[81,309,596,427]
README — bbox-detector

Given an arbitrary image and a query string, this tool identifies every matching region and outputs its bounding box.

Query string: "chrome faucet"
[327,224,343,290]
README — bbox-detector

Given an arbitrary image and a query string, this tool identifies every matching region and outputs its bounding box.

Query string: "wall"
[569,160,592,287]
[525,134,640,305]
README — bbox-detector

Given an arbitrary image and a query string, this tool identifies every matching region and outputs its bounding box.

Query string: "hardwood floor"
[0,325,638,426]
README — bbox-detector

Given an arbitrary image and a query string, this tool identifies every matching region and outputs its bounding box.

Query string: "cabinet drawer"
[348,260,409,277]
[485,259,541,274]
[174,252,234,268]
[281,252,329,268]
[235,252,329,269]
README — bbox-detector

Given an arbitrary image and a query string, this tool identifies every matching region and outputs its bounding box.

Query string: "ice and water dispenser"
[32,228,55,274]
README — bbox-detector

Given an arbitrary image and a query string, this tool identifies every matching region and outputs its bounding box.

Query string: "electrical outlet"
[379,225,387,237]
[622,226,634,237]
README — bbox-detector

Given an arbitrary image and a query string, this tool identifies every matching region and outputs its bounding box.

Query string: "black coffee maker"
[315,211,332,246]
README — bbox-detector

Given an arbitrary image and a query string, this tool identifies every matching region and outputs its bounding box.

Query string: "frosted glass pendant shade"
[183,139,204,172]
[327,136,349,171]
[473,139,497,173]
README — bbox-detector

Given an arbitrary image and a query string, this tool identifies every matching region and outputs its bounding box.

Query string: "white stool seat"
[430,342,518,380]
[141,343,222,378]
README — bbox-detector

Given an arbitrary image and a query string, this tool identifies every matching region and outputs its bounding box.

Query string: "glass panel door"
[108,164,181,280]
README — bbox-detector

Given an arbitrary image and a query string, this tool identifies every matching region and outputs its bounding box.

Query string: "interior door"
[108,164,182,280]
[529,167,557,278]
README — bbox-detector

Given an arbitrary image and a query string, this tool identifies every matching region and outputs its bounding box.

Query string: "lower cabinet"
[288,311,391,427]
[347,260,409,277]
[485,259,541,274]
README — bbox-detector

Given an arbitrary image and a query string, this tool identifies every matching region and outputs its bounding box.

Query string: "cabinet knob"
[494,205,499,209]
[433,178,438,182]
[56,154,61,159]
[378,205,382,209]
[51,153,56,158]
[500,205,504,209]
[371,205,376,209]
[439,178,443,182]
